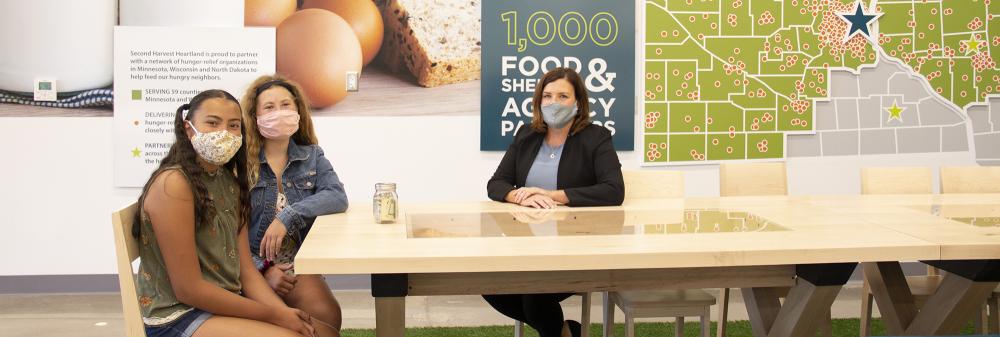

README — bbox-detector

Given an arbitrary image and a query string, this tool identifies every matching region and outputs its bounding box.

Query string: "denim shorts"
[144,309,213,337]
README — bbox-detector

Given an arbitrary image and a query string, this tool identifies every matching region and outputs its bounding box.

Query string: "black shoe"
[565,320,582,337]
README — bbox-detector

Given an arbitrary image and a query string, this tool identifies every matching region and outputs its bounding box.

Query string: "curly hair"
[240,75,319,186]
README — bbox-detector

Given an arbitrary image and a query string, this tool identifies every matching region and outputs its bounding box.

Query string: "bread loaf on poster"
[374,0,481,87]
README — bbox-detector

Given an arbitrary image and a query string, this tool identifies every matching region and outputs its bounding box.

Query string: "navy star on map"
[839,1,882,43]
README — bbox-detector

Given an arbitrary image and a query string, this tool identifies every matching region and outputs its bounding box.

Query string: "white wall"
[0,115,976,276]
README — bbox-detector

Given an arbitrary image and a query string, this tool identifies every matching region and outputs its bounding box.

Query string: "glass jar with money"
[373,183,398,223]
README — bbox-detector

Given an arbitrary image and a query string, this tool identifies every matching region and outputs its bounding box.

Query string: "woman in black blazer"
[484,67,624,337]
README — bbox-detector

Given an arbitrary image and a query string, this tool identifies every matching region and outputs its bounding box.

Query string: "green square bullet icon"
[132,90,142,100]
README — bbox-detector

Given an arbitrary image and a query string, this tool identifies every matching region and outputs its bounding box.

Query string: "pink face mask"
[256,110,300,139]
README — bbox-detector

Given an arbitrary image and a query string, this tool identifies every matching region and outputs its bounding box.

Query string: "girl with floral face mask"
[132,90,320,337]
[241,75,349,337]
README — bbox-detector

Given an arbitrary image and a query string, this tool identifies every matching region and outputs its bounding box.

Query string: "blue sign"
[481,0,635,151]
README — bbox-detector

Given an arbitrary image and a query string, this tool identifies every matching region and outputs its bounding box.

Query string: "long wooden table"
[295,194,1000,337]
[801,195,1000,334]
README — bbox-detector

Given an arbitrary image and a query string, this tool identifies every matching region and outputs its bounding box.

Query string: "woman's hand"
[264,263,296,297]
[519,194,558,209]
[267,306,315,337]
[261,218,287,262]
[511,208,557,224]
[509,187,548,204]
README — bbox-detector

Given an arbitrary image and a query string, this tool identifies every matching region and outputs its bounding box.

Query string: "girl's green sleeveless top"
[135,167,242,326]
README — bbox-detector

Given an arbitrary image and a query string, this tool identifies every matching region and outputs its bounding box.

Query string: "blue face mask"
[540,103,577,129]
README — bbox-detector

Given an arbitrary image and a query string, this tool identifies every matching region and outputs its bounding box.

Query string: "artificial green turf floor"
[340,318,989,337]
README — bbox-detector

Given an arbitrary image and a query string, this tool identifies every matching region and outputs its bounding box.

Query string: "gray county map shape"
[787,57,999,165]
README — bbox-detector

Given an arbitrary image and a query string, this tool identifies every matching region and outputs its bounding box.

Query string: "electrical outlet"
[346,71,359,92]
[34,78,57,102]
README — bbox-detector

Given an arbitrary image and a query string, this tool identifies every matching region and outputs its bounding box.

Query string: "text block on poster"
[113,26,275,187]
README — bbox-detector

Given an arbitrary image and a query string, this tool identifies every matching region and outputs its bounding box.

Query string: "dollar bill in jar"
[373,183,398,223]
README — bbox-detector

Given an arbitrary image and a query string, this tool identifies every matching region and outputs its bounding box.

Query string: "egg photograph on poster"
[250,0,483,117]
[0,0,483,118]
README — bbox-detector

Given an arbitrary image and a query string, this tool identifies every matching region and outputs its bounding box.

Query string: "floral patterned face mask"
[187,121,242,166]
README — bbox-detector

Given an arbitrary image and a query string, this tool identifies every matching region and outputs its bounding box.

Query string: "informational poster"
[480,0,635,151]
[113,26,275,187]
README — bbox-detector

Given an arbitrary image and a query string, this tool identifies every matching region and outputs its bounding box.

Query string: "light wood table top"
[296,194,1000,275]
[800,194,1000,260]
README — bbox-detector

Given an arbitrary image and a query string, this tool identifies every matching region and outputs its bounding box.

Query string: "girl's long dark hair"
[132,89,251,238]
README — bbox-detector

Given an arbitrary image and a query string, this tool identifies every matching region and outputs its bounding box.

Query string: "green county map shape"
[642,0,998,164]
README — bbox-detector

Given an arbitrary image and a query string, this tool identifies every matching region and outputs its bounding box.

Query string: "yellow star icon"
[131,147,142,158]
[965,39,982,55]
[886,101,905,122]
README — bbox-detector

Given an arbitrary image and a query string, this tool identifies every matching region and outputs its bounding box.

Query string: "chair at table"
[111,202,146,337]
[861,167,933,195]
[858,167,940,336]
[940,166,1000,334]
[719,162,788,197]
[622,169,684,200]
[718,162,831,337]
[605,170,718,337]
[940,166,1000,194]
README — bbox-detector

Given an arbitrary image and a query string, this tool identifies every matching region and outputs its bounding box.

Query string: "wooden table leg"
[743,263,855,337]
[859,279,873,337]
[603,292,614,337]
[375,297,405,337]
[904,273,998,335]
[372,274,408,337]
[716,288,729,337]
[975,303,987,335]
[990,293,1000,334]
[742,287,781,337]
[866,260,1000,335]
[862,262,916,335]
[818,310,832,337]
[581,292,591,337]
[764,279,842,337]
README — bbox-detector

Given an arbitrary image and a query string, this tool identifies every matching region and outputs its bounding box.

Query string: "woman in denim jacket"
[241,75,349,336]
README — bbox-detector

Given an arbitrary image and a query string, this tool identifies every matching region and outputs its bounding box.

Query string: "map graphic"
[642,0,1000,165]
